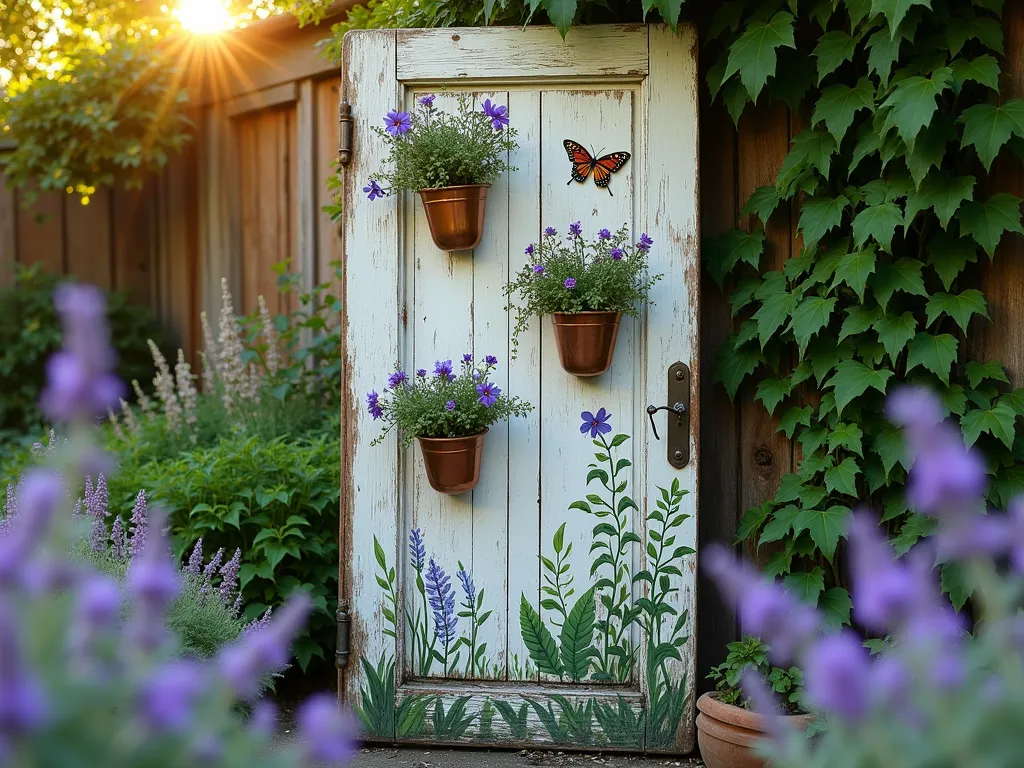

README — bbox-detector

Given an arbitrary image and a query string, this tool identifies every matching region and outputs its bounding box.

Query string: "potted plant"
[697,637,812,768]
[366,355,532,495]
[504,223,662,376]
[363,94,519,252]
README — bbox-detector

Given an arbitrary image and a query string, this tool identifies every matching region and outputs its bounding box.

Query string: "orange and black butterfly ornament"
[563,139,631,196]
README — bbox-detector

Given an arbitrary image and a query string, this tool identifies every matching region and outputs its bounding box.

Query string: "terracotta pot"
[551,311,622,377]
[416,429,488,495]
[696,692,812,768]
[418,184,490,251]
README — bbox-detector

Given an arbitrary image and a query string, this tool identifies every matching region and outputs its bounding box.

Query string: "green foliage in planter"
[702,0,1024,618]
[708,636,805,714]
[0,264,169,438]
[110,431,341,671]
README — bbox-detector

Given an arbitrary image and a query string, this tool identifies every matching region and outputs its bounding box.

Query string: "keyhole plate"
[666,361,690,469]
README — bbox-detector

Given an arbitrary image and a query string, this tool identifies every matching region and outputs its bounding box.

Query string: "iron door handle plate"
[645,362,690,470]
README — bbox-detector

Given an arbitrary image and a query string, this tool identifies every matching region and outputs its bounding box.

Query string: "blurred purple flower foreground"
[708,385,1024,765]
[0,286,354,765]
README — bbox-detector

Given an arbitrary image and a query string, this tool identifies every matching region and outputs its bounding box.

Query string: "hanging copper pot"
[416,429,488,495]
[418,184,490,251]
[551,311,622,377]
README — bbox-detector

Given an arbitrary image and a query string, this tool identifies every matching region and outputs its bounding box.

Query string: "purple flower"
[637,233,654,252]
[481,99,509,130]
[409,528,426,571]
[610,247,624,260]
[425,558,457,644]
[69,575,121,660]
[416,369,427,378]
[433,360,455,381]
[219,548,241,603]
[185,538,204,578]
[109,516,126,560]
[363,179,385,201]
[848,513,921,633]
[886,385,943,438]
[127,490,148,561]
[533,264,544,275]
[127,514,181,650]
[384,110,412,136]
[388,370,408,389]
[0,599,48,736]
[418,94,436,108]
[140,660,206,731]
[906,423,987,516]
[462,353,473,364]
[598,228,612,240]
[0,470,63,584]
[564,277,577,290]
[569,221,582,238]
[804,632,871,722]
[485,355,498,366]
[297,693,356,765]
[544,226,557,236]
[476,382,500,408]
[580,408,612,439]
[740,669,794,743]
[202,547,224,589]
[870,656,910,712]
[445,400,456,411]
[457,565,476,605]
[367,390,383,420]
[525,244,535,255]
[248,700,278,738]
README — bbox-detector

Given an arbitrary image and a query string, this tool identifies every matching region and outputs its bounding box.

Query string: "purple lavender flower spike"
[384,110,412,136]
[476,382,500,408]
[848,513,920,633]
[564,277,576,289]
[481,99,509,130]
[409,528,426,571]
[906,422,987,516]
[425,558,457,644]
[0,598,48,736]
[0,470,63,584]
[127,490,148,561]
[580,408,612,438]
[69,575,121,661]
[367,390,383,420]
[248,700,279,737]
[202,548,225,593]
[869,655,910,713]
[297,693,357,764]
[109,516,126,560]
[186,537,204,578]
[127,513,181,650]
[804,632,871,722]
[740,669,793,743]
[140,660,206,732]
[363,179,385,201]
[219,548,241,604]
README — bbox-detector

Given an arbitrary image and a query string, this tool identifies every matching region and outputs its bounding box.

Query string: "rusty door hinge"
[338,101,354,166]
[335,601,352,669]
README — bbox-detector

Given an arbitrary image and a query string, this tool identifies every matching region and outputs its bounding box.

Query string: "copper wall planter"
[551,311,622,377]
[418,184,490,251]
[416,429,488,495]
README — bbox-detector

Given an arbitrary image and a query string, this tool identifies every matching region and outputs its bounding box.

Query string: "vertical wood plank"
[200,105,242,329]
[315,77,343,292]
[112,183,156,304]
[17,188,64,276]
[297,79,318,305]
[254,109,282,314]
[0,170,16,286]
[239,116,260,317]
[65,189,112,289]
[284,106,298,316]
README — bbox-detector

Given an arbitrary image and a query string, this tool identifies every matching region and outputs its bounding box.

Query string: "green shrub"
[0,263,169,436]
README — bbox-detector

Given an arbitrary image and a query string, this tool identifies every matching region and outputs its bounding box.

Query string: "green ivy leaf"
[870,0,931,35]
[777,129,837,195]
[947,13,1004,57]
[906,117,956,187]
[742,185,782,224]
[869,258,927,311]
[949,55,1001,93]
[873,424,908,475]
[789,295,838,356]
[754,288,799,348]
[723,11,797,101]
[859,171,913,206]
[851,122,884,176]
[853,203,903,253]
[941,563,971,612]
[798,194,849,250]
[825,456,861,496]
[756,376,794,416]
[957,193,1024,257]
[873,311,918,361]
[735,501,772,544]
[778,406,814,439]
[759,504,802,545]
[958,100,1024,171]
[880,67,952,150]
[866,27,905,89]
[966,360,1009,389]
[543,0,579,38]
[800,427,830,458]
[793,506,852,561]
[722,80,750,126]
[905,332,959,385]
[924,290,990,333]
[927,233,978,291]
[961,402,1017,449]
[903,172,975,229]
[819,587,853,630]
[840,305,881,340]
[708,2,744,39]
[783,567,826,605]
[717,340,765,400]
[812,78,875,144]
[826,359,894,415]
[828,422,864,456]
[651,0,684,28]
[832,248,877,302]
[813,30,858,83]
[729,278,762,317]
[705,229,766,287]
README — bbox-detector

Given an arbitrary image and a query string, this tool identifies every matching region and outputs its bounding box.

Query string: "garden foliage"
[707,636,804,715]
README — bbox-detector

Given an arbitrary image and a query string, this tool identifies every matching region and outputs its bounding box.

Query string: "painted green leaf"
[716,340,764,400]
[870,0,931,35]
[754,290,798,348]
[705,228,765,287]
[723,11,797,101]
[789,295,837,356]
[543,0,578,38]
[873,311,918,361]
[777,129,838,195]
[778,406,814,439]
[742,185,782,224]
[950,55,1000,92]
[759,504,801,546]
[869,258,927,311]
[880,67,952,149]
[873,424,908,475]
[756,376,794,416]
[825,457,861,496]
[559,587,597,682]
[819,587,853,630]
[519,595,564,678]
[925,290,990,333]
[957,193,1024,258]
[826,359,894,415]
[794,506,852,561]
[832,249,877,301]
[959,100,1024,171]
[905,332,959,385]
[828,423,864,456]
[904,172,975,229]
[927,233,978,291]
[813,78,875,145]
[966,360,1009,389]
[852,203,903,252]
[783,566,826,605]
[961,402,1017,449]
[798,194,849,250]
[813,30,857,83]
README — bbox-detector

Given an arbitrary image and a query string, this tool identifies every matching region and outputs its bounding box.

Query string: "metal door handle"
[646,362,690,469]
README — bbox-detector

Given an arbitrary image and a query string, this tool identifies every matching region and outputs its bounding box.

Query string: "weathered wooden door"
[339,25,699,753]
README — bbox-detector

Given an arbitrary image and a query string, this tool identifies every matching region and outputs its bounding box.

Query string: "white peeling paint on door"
[340,25,699,754]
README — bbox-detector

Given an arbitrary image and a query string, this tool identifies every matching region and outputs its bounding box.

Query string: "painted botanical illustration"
[354,411,695,748]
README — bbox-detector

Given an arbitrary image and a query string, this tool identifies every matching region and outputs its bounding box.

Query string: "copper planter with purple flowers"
[417,429,488,495]
[418,184,490,251]
[551,311,622,377]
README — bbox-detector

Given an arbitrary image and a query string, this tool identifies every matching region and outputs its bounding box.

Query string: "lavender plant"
[707,385,1024,767]
[368,355,532,447]
[364,94,518,197]
[0,283,354,766]
[504,224,662,355]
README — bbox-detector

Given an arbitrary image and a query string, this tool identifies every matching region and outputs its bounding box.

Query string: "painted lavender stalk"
[425,557,458,675]
[407,528,436,675]
[457,562,490,678]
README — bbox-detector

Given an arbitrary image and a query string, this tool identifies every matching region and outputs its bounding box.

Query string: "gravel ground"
[351,747,703,768]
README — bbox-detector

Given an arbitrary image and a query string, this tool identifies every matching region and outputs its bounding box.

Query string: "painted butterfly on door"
[563,139,631,196]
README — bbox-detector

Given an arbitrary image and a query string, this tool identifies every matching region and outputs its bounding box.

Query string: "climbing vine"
[703,0,1024,618]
